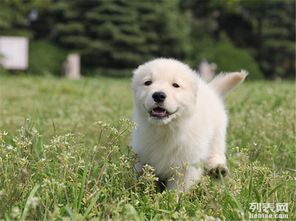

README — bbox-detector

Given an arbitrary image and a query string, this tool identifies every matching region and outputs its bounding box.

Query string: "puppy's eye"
[144,80,152,86]
[172,83,180,88]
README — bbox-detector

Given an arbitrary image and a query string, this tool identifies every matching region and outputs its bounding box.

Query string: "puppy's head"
[132,58,198,125]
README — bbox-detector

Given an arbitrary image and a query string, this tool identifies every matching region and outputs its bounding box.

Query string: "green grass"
[0,75,295,220]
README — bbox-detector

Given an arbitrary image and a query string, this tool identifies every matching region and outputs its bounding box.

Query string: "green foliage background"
[29,41,66,75]
[0,0,294,78]
[195,37,263,80]
[50,0,191,72]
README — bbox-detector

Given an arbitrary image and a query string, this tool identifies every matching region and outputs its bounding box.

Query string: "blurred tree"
[196,36,263,80]
[29,40,66,75]
[138,0,191,59]
[180,0,295,79]
[50,0,191,74]
[1,0,293,78]
[0,0,57,38]
[49,0,190,72]
[28,0,55,39]
[241,0,295,79]
[82,0,146,69]
[0,0,32,36]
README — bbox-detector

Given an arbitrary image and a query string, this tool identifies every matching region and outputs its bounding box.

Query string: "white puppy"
[131,58,246,192]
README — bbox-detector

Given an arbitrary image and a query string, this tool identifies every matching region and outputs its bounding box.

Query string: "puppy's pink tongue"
[152,107,167,117]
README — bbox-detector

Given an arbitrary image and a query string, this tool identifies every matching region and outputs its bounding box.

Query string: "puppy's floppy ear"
[131,65,145,90]
[209,70,248,96]
[132,64,144,76]
[132,67,139,76]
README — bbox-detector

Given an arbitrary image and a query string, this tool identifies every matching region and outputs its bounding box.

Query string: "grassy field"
[0,75,295,220]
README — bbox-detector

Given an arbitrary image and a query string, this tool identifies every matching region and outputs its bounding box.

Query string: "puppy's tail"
[209,70,248,96]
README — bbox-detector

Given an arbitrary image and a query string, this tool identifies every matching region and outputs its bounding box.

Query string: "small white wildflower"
[20,158,29,164]
[110,127,119,135]
[93,145,98,152]
[6,145,14,150]
[95,121,109,128]
[100,146,107,150]
[59,182,66,188]
[94,120,103,125]
[11,207,21,218]
[28,196,39,209]
[119,118,136,128]
[112,145,119,151]
[204,215,221,221]
[0,190,5,197]
[31,127,39,136]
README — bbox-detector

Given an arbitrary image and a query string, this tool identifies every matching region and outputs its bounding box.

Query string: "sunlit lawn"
[0,75,295,220]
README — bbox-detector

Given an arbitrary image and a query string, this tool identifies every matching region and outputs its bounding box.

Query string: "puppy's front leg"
[183,166,203,191]
[207,129,229,178]
[167,166,203,192]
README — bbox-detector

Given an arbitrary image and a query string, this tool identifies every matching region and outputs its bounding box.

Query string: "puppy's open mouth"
[149,107,178,119]
[150,107,169,118]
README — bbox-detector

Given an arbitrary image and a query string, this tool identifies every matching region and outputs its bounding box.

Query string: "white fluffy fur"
[131,58,246,192]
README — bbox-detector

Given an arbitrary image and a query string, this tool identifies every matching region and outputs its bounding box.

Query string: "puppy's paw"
[208,164,229,179]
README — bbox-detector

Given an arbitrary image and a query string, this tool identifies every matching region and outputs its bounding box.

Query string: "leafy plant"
[29,40,66,75]
[194,37,264,80]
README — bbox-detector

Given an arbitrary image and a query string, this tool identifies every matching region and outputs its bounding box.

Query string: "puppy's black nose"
[152,91,166,103]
